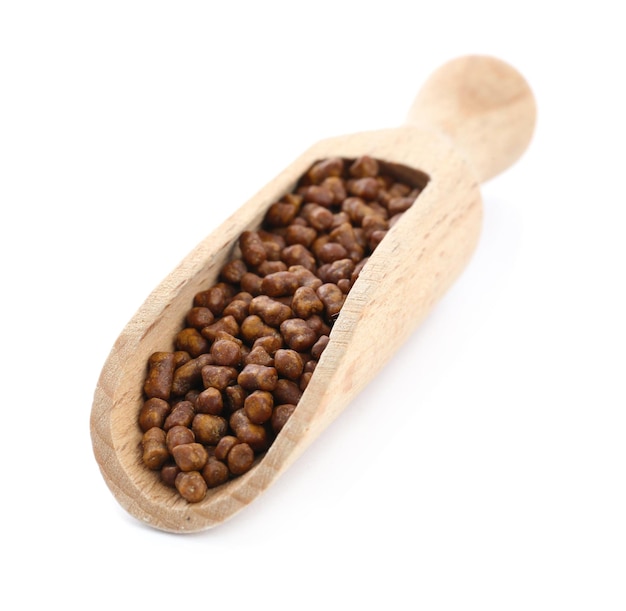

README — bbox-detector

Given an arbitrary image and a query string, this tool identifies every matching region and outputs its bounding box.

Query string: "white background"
[1,1,624,609]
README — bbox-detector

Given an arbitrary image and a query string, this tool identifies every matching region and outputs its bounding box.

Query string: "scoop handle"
[406,55,536,183]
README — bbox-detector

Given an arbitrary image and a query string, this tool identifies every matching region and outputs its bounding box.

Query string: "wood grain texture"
[91,55,536,532]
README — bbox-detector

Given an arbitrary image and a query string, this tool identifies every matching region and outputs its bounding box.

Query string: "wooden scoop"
[91,55,536,533]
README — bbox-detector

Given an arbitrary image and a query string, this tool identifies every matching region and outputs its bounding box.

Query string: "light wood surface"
[90,55,536,533]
